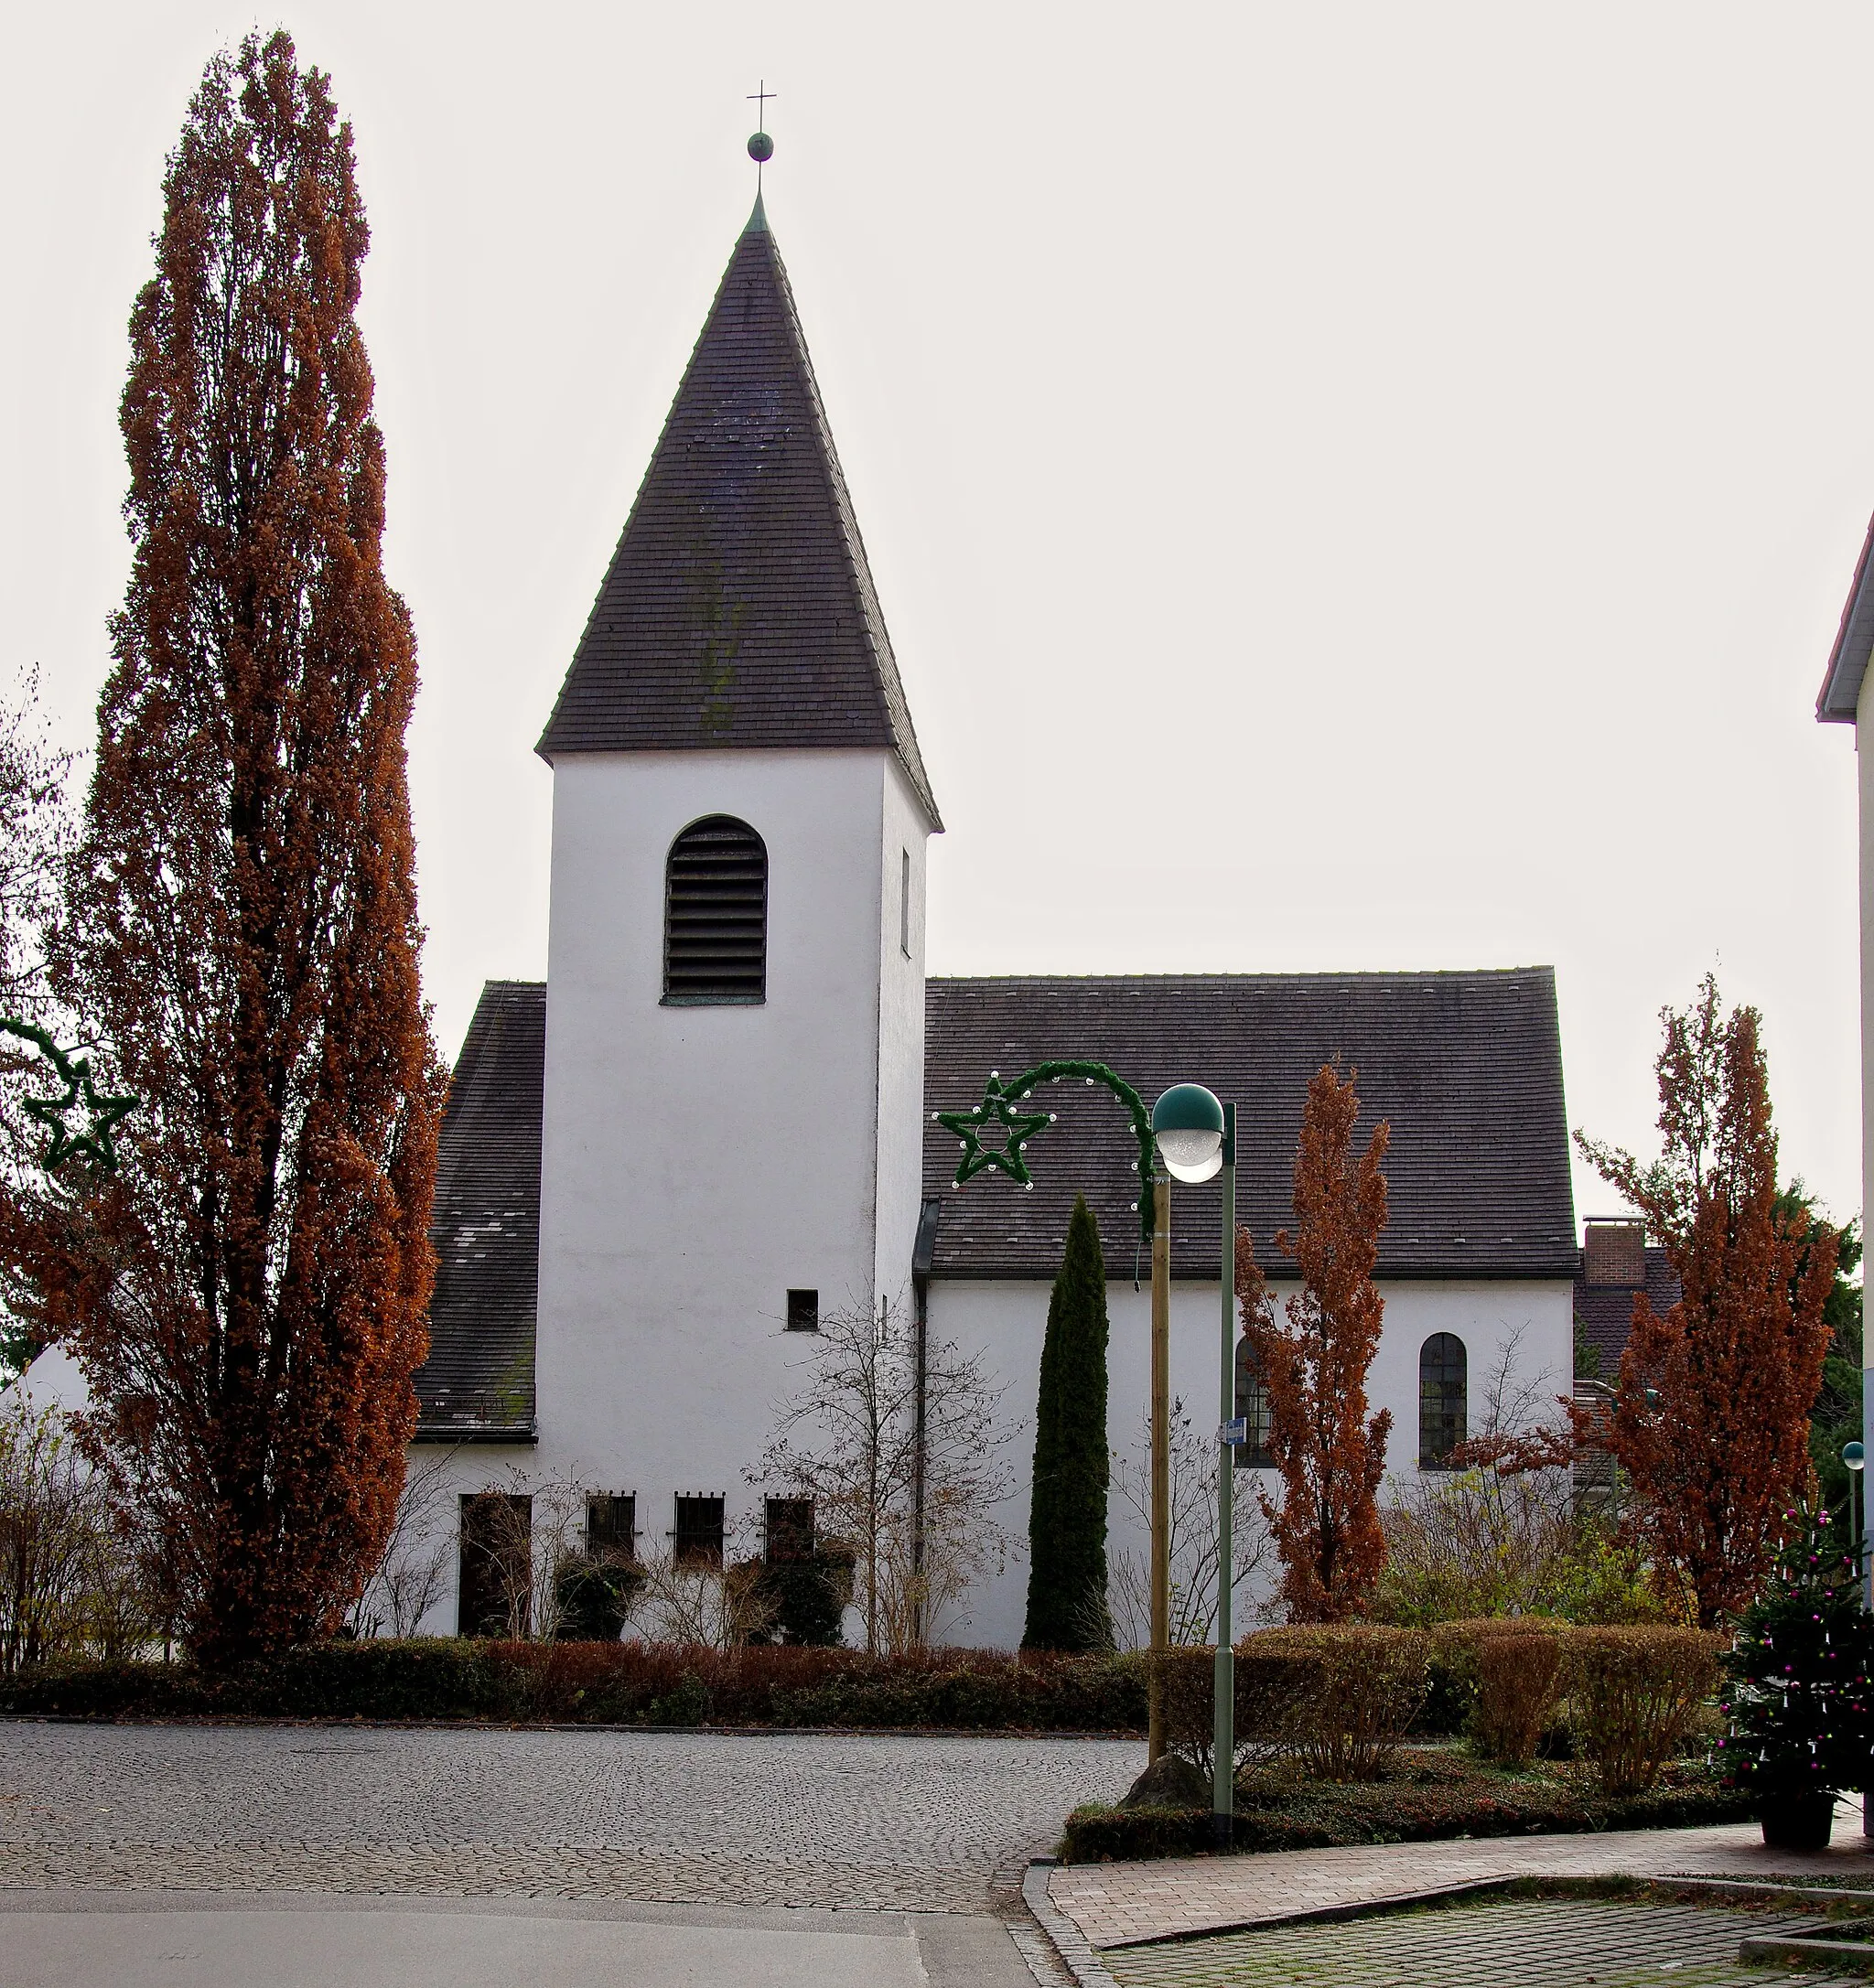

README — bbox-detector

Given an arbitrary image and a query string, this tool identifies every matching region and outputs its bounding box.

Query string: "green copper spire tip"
[746,185,768,233]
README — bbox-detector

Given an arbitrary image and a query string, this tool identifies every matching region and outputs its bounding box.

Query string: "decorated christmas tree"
[1719,1501,1870,1807]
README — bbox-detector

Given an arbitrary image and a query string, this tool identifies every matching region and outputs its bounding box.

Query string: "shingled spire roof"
[537,200,941,828]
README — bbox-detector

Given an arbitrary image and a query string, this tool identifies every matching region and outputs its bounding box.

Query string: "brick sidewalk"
[1048,1798,1874,1948]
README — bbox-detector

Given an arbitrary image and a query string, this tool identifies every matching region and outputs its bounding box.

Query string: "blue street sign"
[1218,1417,1247,1446]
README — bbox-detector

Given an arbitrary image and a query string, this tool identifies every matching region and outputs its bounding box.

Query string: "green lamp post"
[1150,1080,1235,1848]
[1846,1439,1866,1592]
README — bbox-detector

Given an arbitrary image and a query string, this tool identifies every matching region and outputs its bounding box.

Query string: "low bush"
[1432,1619,1567,1768]
[0,1639,1149,1731]
[1057,1749,1751,1863]
[1249,1625,1430,1780]
[1565,1626,1722,1797]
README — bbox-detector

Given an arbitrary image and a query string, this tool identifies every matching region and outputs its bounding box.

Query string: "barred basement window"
[586,1492,637,1562]
[663,815,767,1005]
[673,1494,725,1568]
[1233,1337,1275,1468]
[765,1498,815,1564]
[1419,1332,1468,1469]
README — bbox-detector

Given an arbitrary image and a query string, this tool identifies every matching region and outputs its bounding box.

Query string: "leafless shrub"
[623,1522,777,1650]
[352,1447,458,1639]
[0,1396,121,1671]
[1109,1398,1272,1650]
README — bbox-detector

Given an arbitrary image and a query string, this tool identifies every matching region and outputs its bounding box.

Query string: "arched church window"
[1233,1336,1274,1468]
[663,815,767,1005]
[1418,1333,1467,1469]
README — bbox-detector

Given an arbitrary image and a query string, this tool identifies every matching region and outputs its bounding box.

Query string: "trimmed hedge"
[1060,1754,1754,1863]
[0,1639,1149,1730]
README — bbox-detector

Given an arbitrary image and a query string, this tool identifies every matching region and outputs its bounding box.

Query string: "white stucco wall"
[926,1272,1575,1651]
[440,746,934,1623]
[873,758,932,1307]
[1859,666,1874,1456]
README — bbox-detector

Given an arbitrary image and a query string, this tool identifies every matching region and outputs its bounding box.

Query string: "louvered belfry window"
[663,815,767,1004]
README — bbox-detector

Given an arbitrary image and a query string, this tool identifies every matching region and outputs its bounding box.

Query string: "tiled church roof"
[536,203,940,829]
[414,982,544,1440]
[921,970,1578,1282]
[416,969,1578,1428]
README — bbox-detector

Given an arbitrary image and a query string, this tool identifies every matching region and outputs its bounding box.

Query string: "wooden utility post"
[1148,1169,1171,1763]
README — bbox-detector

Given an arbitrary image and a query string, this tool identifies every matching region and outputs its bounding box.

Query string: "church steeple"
[537,199,940,829]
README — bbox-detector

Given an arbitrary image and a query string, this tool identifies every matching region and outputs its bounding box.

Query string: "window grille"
[586,1492,637,1562]
[663,815,767,1004]
[1418,1333,1468,1469]
[1233,1337,1275,1468]
[673,1494,726,1568]
[765,1498,815,1564]
[786,1288,819,1333]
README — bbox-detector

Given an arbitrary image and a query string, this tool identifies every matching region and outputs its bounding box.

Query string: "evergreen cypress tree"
[1023,1196,1113,1650]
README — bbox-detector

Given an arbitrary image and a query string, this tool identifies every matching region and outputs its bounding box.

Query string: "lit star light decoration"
[0,1018,139,1174]
[933,1058,1158,1250]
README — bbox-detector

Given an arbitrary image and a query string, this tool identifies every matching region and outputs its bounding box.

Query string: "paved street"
[0,1718,1137,1983]
[0,1719,1137,1911]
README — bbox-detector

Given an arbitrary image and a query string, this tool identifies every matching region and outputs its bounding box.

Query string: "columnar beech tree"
[1236,1063,1392,1622]
[1577,977,1836,1629]
[1,33,444,1663]
[1023,1195,1112,1651]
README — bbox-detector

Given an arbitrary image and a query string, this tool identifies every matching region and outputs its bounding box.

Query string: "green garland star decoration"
[0,1017,139,1175]
[934,1058,1158,1248]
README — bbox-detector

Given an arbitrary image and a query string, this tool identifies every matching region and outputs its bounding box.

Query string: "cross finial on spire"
[747,81,776,205]
[748,83,775,227]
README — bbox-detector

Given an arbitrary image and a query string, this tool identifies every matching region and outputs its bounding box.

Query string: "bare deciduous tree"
[758,1293,1014,1652]
[1109,1398,1273,1650]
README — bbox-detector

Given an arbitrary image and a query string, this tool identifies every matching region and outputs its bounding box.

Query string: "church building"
[409,191,1578,1649]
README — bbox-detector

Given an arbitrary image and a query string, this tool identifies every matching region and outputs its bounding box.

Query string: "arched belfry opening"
[662,815,767,1005]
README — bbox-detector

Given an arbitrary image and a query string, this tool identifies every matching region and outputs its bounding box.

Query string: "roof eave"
[1818,508,1874,724]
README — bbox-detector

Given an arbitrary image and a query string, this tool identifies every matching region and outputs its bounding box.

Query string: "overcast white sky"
[4,3,1870,1234]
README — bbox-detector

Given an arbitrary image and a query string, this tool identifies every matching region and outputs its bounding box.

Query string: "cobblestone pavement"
[1098,1897,1862,1988]
[1050,1801,1874,1947]
[0,1721,1140,1913]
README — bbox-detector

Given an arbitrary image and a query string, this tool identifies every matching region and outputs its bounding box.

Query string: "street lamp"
[1151,1081,1235,1849]
[1846,1440,1866,1589]
[936,1062,1236,1789]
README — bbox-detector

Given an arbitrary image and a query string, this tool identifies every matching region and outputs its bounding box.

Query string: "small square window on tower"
[673,1495,725,1568]
[786,1288,819,1333]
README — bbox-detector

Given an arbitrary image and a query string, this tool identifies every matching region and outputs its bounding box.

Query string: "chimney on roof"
[1582,1218,1645,1289]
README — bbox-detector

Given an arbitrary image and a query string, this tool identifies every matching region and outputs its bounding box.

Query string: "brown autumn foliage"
[1236,1063,1393,1622]
[1576,977,1836,1630]
[0,33,444,1665]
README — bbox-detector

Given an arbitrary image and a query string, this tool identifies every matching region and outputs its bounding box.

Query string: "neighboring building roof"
[536,203,941,829]
[414,981,544,1440]
[1818,506,1874,723]
[1571,1220,1680,1380]
[921,969,1578,1282]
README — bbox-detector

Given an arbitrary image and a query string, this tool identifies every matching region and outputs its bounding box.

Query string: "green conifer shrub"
[1023,1196,1113,1651]
[1720,1503,1872,1806]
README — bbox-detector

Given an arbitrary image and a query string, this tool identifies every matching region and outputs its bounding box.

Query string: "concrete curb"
[1022,1862,1121,1988]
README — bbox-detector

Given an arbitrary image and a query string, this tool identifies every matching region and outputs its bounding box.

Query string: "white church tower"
[527,193,942,1558]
